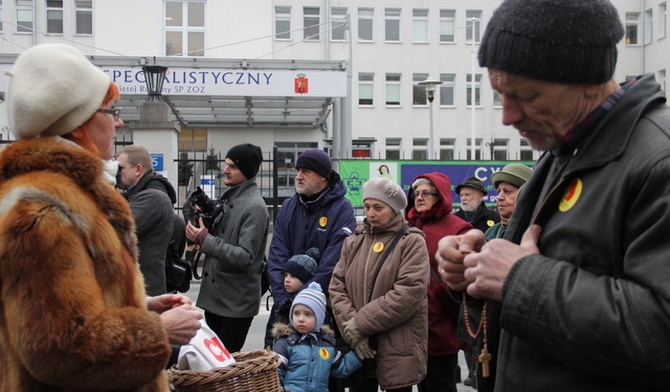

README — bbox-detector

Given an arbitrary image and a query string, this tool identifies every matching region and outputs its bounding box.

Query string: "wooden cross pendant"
[478,346,492,378]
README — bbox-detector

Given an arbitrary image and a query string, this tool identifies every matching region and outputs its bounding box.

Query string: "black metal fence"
[176,145,285,222]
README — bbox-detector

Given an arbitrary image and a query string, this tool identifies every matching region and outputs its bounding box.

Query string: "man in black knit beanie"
[437,0,670,391]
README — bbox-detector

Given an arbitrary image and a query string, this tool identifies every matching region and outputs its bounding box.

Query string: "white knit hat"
[290,282,327,332]
[6,43,111,139]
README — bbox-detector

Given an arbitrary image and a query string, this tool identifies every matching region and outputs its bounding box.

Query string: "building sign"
[338,160,534,207]
[200,175,216,200]
[150,153,163,171]
[98,67,346,98]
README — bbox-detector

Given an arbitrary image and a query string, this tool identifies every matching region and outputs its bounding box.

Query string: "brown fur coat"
[0,137,170,391]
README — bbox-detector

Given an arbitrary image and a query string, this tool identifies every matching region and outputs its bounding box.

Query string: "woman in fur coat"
[0,44,172,391]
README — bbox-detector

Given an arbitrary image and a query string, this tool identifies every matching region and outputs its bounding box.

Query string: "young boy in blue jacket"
[272,282,363,392]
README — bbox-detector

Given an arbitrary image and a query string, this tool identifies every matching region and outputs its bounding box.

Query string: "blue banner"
[338,160,534,207]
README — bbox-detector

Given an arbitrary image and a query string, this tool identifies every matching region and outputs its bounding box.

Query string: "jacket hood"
[131,171,177,203]
[271,322,334,339]
[405,172,454,226]
[299,176,348,212]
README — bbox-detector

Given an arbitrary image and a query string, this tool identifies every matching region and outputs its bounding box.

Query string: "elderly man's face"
[459,187,484,212]
[488,69,594,151]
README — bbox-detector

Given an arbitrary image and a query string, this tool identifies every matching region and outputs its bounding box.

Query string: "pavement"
[183,281,478,392]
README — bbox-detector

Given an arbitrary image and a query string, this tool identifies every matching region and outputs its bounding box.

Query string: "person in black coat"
[454,176,499,233]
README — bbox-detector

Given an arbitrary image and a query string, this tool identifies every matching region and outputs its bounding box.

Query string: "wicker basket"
[167,349,281,392]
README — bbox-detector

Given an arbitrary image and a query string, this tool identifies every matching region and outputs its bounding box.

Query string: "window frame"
[384,8,401,42]
[16,0,33,33]
[412,73,430,106]
[46,0,63,34]
[331,6,347,42]
[465,10,482,43]
[412,8,428,43]
[358,7,373,42]
[274,5,291,40]
[358,72,374,106]
[74,0,92,35]
[466,73,482,107]
[164,0,206,57]
[626,12,640,45]
[303,6,320,41]
[439,9,455,43]
[439,73,455,107]
[385,73,401,106]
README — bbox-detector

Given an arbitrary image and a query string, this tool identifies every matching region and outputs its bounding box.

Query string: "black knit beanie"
[295,149,333,181]
[283,247,320,284]
[225,143,263,180]
[478,0,624,84]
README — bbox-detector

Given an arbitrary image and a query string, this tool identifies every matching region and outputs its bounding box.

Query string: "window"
[358,73,374,106]
[440,138,455,160]
[658,69,666,92]
[275,6,291,40]
[488,139,508,160]
[178,129,208,152]
[0,0,4,32]
[75,0,92,34]
[331,7,347,41]
[413,73,429,105]
[165,1,205,56]
[644,8,654,44]
[16,0,33,33]
[303,7,320,40]
[659,3,667,39]
[466,138,482,160]
[440,73,455,106]
[413,9,428,43]
[386,138,401,160]
[358,8,373,41]
[440,9,455,43]
[493,91,502,107]
[385,8,401,42]
[626,12,640,45]
[467,74,482,107]
[413,139,428,160]
[385,73,401,106]
[352,140,371,158]
[465,10,482,43]
[520,139,534,160]
[46,0,63,34]
[276,142,318,188]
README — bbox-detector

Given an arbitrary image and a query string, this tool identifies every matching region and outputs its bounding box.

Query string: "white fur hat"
[6,43,111,139]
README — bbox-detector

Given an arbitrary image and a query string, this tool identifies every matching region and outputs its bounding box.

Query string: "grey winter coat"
[124,172,177,296]
[197,179,269,318]
[330,213,429,390]
[493,74,670,391]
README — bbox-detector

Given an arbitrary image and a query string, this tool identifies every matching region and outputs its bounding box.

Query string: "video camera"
[188,187,224,230]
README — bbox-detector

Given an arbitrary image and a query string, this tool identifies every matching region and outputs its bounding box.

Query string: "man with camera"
[185,143,269,353]
[117,145,179,296]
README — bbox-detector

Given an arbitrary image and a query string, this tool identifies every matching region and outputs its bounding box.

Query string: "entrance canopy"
[0,54,347,129]
[98,56,347,128]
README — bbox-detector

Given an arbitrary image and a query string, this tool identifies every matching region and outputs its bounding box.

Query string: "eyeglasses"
[97,108,121,121]
[414,190,438,198]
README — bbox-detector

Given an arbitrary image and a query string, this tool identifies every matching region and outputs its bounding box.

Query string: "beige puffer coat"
[330,213,429,390]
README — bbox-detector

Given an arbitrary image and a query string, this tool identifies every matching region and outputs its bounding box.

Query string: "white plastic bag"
[177,319,236,370]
